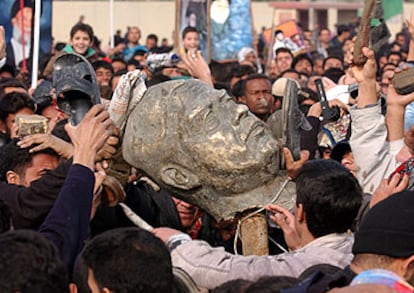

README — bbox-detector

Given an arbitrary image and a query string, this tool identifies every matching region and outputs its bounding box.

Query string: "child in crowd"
[43,23,98,78]
[179,26,199,57]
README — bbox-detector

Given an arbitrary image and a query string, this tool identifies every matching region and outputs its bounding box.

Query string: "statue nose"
[231,104,249,126]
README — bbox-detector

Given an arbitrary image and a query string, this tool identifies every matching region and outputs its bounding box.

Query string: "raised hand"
[180,49,213,86]
[17,133,74,159]
[65,105,114,170]
[283,147,309,180]
[265,204,300,250]
[349,47,377,85]
[371,173,409,208]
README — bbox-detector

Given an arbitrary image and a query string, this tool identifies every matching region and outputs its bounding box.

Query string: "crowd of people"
[1,1,414,292]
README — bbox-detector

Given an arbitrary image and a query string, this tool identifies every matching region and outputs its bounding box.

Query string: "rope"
[233,178,291,255]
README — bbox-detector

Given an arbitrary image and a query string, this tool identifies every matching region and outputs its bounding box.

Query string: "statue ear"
[160,164,201,190]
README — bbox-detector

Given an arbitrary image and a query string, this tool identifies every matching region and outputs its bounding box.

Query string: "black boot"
[53,53,101,125]
[267,78,312,167]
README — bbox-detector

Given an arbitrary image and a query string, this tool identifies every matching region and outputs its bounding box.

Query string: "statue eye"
[189,112,203,133]
[83,74,92,83]
[204,111,220,133]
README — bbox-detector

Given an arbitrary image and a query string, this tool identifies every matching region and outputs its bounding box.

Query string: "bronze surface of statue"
[122,79,296,221]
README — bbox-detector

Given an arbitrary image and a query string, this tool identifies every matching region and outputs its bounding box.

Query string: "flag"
[382,0,403,24]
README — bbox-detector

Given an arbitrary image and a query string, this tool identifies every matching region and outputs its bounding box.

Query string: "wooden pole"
[174,0,180,51]
[353,0,376,66]
[109,0,114,49]
[31,0,41,89]
[240,213,269,256]
[266,8,277,73]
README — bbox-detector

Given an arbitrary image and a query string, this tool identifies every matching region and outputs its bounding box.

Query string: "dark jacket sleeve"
[39,164,94,272]
[0,159,72,229]
[300,116,321,160]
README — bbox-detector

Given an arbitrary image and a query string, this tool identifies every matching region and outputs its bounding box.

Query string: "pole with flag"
[382,0,403,25]
[109,0,114,49]
[31,0,41,89]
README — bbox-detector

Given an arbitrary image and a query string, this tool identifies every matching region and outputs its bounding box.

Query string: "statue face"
[180,82,278,192]
[123,79,291,221]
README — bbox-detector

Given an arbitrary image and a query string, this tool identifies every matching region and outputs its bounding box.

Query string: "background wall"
[52,1,414,50]
[52,1,273,48]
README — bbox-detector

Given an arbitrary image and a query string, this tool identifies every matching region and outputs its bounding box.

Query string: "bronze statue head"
[123,79,294,221]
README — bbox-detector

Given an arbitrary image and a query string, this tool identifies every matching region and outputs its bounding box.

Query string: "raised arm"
[39,105,113,271]
[350,47,378,108]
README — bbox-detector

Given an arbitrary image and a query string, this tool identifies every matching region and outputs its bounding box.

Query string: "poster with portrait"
[176,0,254,62]
[209,0,254,61]
[262,20,301,45]
[0,0,52,69]
[176,0,208,58]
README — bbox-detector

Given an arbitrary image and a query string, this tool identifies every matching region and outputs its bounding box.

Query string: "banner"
[382,0,403,24]
[209,0,254,61]
[0,0,52,70]
[262,20,301,45]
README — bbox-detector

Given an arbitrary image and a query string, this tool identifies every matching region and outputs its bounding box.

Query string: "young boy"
[43,23,98,78]
[179,26,199,56]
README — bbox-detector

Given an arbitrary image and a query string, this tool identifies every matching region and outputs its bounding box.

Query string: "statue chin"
[177,171,296,222]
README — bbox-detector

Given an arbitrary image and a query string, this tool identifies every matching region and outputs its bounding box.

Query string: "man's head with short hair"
[69,25,93,56]
[127,26,141,45]
[127,59,143,71]
[82,227,173,293]
[0,77,27,100]
[396,32,407,47]
[336,24,351,40]
[111,57,127,73]
[228,64,255,89]
[92,61,113,86]
[318,28,331,44]
[275,48,293,73]
[323,55,344,71]
[0,91,35,136]
[182,26,198,40]
[295,159,362,238]
[292,53,313,76]
[0,139,59,187]
[0,64,16,79]
[132,48,148,63]
[181,26,199,51]
[387,51,402,66]
[0,230,69,292]
[238,73,274,120]
[389,42,402,53]
[279,68,300,81]
[146,33,158,50]
[70,23,94,42]
[380,67,395,96]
